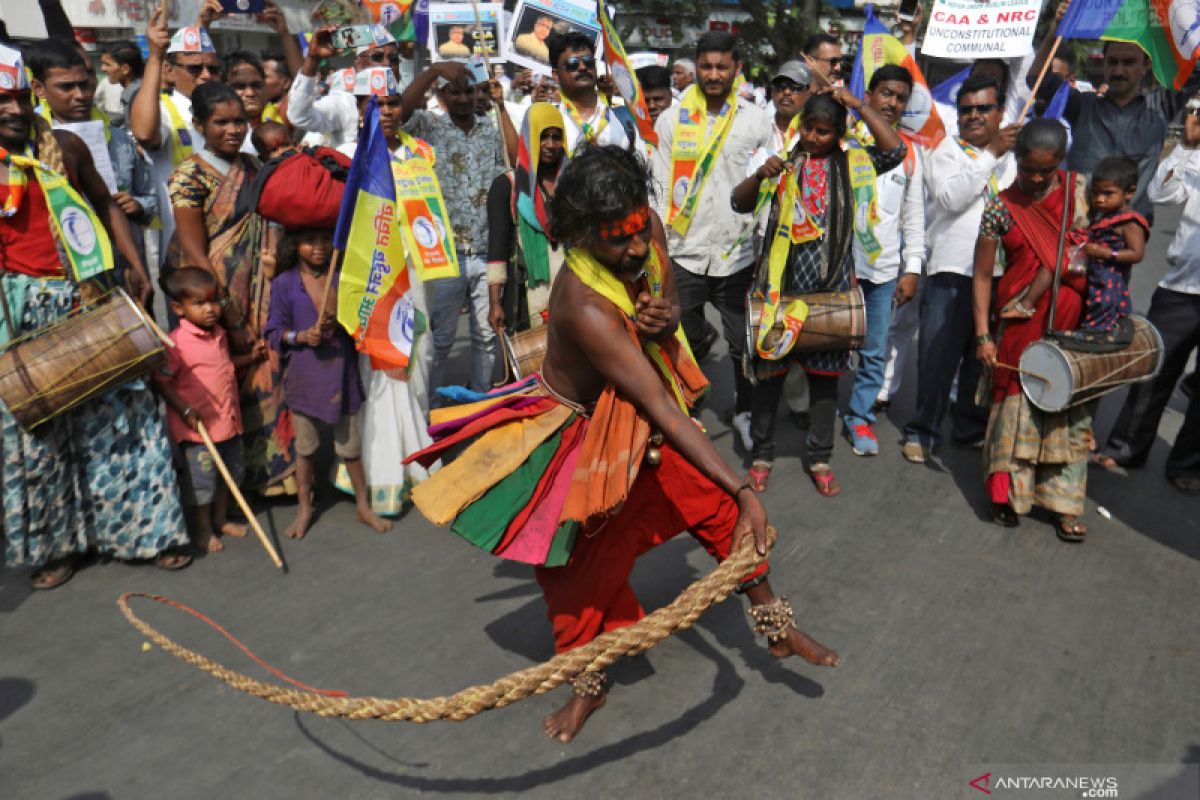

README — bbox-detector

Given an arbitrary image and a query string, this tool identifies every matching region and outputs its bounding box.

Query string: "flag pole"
[1019,36,1063,121]
[318,248,342,325]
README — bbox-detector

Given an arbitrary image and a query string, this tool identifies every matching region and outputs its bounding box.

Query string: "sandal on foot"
[748,462,771,493]
[1090,452,1120,470]
[155,546,194,571]
[31,557,75,590]
[1056,515,1087,543]
[809,464,840,497]
[991,502,1019,527]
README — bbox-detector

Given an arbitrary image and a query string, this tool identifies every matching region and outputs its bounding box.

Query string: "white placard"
[628,52,670,70]
[502,0,601,76]
[921,0,1041,60]
[428,3,505,63]
[55,120,119,194]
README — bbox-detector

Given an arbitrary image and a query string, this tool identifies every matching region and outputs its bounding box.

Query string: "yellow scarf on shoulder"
[565,242,703,411]
[666,79,742,236]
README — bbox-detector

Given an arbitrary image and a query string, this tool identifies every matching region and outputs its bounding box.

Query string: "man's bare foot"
[194,531,224,553]
[357,506,392,534]
[219,521,248,539]
[285,507,313,539]
[769,626,841,667]
[543,691,605,743]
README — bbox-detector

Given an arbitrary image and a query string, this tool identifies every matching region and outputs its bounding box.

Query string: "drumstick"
[196,420,285,570]
[995,361,1052,384]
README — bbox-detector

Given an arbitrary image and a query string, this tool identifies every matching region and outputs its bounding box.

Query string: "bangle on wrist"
[286,330,298,346]
[733,483,754,500]
[975,333,993,345]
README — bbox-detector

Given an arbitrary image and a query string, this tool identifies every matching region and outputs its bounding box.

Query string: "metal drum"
[745,286,867,356]
[0,289,165,430]
[1019,314,1164,412]
[500,324,548,381]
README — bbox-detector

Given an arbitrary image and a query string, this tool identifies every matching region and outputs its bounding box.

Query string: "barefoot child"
[156,267,267,553]
[265,228,392,539]
[1001,156,1149,348]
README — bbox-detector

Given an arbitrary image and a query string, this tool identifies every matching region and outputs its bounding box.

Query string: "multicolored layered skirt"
[408,374,653,566]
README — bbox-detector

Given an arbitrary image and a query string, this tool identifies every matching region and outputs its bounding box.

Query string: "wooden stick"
[1018,36,1062,122]
[470,0,512,170]
[196,420,284,570]
[995,361,1053,384]
[317,248,342,326]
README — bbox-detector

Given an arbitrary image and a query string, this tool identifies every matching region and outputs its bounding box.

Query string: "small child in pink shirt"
[155,267,267,553]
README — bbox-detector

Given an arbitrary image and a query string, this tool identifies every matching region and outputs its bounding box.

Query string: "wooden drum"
[1019,314,1164,413]
[500,325,548,381]
[745,286,867,356]
[0,289,166,430]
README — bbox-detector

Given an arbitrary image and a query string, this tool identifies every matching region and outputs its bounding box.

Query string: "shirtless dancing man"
[411,145,838,744]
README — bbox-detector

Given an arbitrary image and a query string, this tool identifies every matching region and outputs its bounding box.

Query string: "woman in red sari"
[971,120,1092,542]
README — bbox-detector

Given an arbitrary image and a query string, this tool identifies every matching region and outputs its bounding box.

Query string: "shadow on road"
[291,628,753,793]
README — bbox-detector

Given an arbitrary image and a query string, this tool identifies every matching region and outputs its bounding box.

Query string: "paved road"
[2,205,1197,800]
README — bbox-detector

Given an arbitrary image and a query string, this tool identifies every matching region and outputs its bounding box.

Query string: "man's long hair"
[548,144,654,248]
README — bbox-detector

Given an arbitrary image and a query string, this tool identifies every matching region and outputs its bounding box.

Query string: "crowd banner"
[428,3,504,63]
[502,0,601,75]
[921,0,1041,60]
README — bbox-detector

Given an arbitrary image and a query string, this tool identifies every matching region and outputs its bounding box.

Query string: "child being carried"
[1001,156,1150,350]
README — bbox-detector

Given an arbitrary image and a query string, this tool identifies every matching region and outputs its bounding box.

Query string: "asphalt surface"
[2,204,1197,800]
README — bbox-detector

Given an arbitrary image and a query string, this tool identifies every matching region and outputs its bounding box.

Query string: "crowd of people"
[0,2,1196,667]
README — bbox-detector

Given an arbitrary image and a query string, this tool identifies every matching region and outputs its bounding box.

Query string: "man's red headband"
[598,206,649,241]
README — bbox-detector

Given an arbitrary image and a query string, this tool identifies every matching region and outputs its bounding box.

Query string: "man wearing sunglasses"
[131,12,225,250]
[901,73,1018,464]
[800,33,844,85]
[550,32,638,154]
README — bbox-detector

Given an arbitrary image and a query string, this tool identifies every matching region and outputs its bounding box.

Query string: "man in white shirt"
[901,73,1019,463]
[671,58,694,99]
[287,31,374,150]
[651,31,774,442]
[842,65,925,456]
[1099,104,1200,492]
[551,32,638,154]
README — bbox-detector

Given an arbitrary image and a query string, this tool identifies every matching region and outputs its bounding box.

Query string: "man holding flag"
[650,30,774,449]
[1030,0,1200,221]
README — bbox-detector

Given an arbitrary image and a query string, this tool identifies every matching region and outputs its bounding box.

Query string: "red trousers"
[535,444,769,654]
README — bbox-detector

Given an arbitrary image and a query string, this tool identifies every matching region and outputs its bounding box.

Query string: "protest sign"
[921,0,1041,59]
[428,3,503,62]
[502,0,600,74]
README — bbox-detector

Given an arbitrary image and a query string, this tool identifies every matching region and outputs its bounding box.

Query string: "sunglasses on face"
[562,55,595,72]
[958,103,998,116]
[772,80,808,94]
[178,63,221,77]
[369,51,401,65]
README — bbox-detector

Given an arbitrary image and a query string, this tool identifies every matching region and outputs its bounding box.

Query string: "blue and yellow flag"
[334,99,420,371]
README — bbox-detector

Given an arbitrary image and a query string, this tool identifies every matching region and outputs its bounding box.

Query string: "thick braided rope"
[118,526,777,722]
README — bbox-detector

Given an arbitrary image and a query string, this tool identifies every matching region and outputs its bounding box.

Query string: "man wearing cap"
[551,31,639,154]
[0,43,190,589]
[131,11,224,190]
[650,31,773,450]
[287,29,364,150]
[399,60,517,398]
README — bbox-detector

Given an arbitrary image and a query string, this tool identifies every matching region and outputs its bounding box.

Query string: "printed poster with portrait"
[428,3,503,63]
[502,0,601,75]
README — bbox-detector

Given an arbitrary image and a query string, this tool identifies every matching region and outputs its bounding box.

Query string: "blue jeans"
[902,272,989,448]
[426,254,497,402]
[845,278,895,423]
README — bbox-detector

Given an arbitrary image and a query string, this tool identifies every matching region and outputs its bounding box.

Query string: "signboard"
[428,3,503,62]
[921,0,1041,59]
[502,0,600,75]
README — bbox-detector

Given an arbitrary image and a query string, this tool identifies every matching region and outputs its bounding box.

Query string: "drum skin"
[0,290,165,430]
[746,286,867,355]
[1019,314,1164,413]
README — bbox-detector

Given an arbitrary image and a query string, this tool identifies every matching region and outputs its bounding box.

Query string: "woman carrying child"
[731,89,904,497]
[265,227,391,539]
[1001,155,1148,351]
[167,81,294,493]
